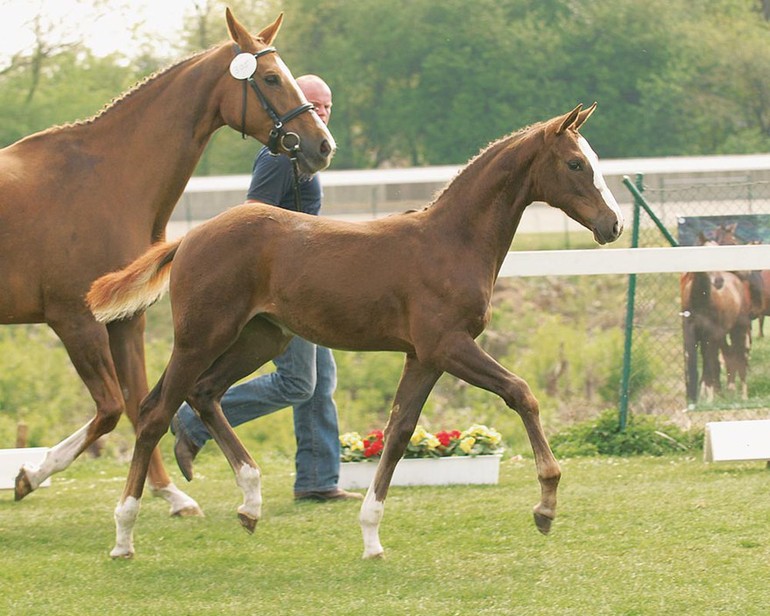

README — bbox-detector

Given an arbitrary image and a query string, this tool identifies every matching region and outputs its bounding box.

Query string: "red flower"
[435,430,461,447]
[364,439,383,457]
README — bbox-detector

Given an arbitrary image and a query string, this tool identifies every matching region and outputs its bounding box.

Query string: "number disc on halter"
[229,53,258,80]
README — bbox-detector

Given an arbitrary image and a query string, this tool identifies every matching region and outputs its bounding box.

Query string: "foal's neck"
[430,130,538,273]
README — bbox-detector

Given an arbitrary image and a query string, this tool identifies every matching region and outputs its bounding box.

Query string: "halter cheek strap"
[231,44,313,212]
[232,44,314,154]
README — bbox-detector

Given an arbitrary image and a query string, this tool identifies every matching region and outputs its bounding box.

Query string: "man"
[171,75,361,501]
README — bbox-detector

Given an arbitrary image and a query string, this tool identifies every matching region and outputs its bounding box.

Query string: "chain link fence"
[623,176,770,421]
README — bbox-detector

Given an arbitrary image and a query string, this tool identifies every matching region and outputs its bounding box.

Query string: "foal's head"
[218,9,336,174]
[532,104,623,245]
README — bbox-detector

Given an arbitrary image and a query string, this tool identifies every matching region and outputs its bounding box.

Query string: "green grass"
[2,449,768,615]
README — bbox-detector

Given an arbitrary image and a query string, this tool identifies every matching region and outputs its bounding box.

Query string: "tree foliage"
[1,0,770,171]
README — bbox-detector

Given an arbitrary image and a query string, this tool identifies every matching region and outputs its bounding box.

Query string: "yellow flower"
[340,432,364,450]
[459,437,476,454]
[426,435,441,450]
[410,425,428,446]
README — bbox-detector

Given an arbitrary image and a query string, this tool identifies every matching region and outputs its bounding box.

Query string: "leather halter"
[233,44,314,154]
[232,45,315,211]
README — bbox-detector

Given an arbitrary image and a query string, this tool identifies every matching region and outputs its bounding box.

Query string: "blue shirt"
[246,147,322,215]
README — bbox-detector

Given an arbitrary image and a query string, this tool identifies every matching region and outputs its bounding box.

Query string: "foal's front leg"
[360,356,441,559]
[437,334,561,535]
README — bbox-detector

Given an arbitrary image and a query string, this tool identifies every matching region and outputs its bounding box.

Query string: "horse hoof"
[362,550,385,560]
[109,547,135,560]
[238,512,258,534]
[533,510,554,535]
[172,505,205,518]
[14,468,33,501]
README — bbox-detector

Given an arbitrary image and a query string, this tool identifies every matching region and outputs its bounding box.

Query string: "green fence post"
[618,174,643,431]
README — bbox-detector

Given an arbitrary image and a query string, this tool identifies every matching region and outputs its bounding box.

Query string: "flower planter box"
[338,454,502,490]
[0,447,51,490]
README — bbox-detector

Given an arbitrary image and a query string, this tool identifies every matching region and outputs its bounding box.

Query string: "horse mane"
[35,44,222,135]
[423,120,548,209]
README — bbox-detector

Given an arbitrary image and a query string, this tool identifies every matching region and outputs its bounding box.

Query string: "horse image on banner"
[678,217,767,403]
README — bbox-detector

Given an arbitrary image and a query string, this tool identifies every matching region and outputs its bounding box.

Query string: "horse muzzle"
[593,217,624,245]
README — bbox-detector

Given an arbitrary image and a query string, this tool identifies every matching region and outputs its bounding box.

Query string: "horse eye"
[568,160,583,171]
[264,74,280,86]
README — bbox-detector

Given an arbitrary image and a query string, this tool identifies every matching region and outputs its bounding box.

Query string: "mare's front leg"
[186,317,291,534]
[435,333,561,535]
[360,355,441,559]
[15,312,126,500]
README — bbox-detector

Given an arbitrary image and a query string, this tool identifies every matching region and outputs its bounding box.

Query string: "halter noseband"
[231,45,314,155]
[230,45,316,212]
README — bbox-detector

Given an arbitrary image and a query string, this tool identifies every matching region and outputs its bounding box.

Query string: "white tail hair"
[86,240,181,323]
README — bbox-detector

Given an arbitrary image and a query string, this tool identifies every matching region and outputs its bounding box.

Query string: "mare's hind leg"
[107,317,201,516]
[15,312,126,500]
[432,333,561,535]
[359,355,441,559]
[185,317,291,533]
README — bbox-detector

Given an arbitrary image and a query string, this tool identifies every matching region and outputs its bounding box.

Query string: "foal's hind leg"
[112,351,216,559]
[434,333,561,535]
[185,317,291,533]
[107,317,201,516]
[359,355,442,559]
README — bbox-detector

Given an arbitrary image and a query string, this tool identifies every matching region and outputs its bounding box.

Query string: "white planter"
[0,447,51,490]
[338,454,502,490]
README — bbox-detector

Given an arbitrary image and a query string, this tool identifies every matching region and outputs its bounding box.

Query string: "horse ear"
[226,8,248,45]
[574,102,597,130]
[226,10,283,46]
[256,13,284,45]
[555,104,583,135]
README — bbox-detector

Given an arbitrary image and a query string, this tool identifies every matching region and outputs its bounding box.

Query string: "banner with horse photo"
[677,214,770,246]
[677,214,770,409]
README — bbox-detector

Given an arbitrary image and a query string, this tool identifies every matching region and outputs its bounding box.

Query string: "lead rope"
[289,151,303,213]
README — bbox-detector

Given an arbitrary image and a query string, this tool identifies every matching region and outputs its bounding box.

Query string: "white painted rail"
[499,244,770,278]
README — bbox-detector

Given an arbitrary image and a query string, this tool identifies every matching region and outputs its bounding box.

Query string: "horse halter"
[230,45,315,212]
[230,45,314,154]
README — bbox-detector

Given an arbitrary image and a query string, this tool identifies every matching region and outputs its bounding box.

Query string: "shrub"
[550,409,703,457]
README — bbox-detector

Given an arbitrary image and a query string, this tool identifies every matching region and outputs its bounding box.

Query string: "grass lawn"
[1,447,768,615]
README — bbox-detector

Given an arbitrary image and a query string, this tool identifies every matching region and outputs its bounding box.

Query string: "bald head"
[297,74,332,125]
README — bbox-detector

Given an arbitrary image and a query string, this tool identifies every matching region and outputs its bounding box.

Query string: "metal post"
[618,174,643,431]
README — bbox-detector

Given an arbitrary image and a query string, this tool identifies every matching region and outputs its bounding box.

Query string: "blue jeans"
[173,337,341,492]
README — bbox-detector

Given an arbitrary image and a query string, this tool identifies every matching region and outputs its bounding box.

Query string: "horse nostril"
[320,139,332,157]
[613,220,623,238]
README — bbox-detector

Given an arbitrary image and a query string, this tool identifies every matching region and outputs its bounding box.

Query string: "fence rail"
[498,244,770,278]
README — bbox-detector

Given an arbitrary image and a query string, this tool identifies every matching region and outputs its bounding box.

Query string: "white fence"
[499,244,770,278]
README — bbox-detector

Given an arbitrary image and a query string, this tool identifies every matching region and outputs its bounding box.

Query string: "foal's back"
[168,203,472,353]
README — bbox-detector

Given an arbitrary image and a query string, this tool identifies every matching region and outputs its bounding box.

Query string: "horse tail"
[87,239,181,323]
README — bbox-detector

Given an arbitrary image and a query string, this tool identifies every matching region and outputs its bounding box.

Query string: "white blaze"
[577,135,624,224]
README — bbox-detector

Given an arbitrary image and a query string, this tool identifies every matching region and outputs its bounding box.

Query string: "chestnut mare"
[88,104,623,559]
[681,231,752,403]
[1,10,334,512]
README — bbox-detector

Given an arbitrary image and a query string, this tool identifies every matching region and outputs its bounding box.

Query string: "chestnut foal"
[88,104,622,559]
